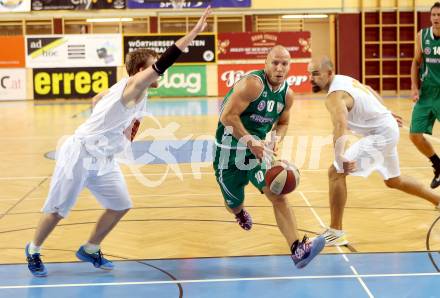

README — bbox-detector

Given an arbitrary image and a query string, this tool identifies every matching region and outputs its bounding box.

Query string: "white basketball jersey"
[328,75,391,134]
[75,77,147,157]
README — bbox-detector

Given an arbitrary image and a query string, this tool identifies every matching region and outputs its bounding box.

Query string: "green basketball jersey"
[215,70,288,150]
[420,27,440,86]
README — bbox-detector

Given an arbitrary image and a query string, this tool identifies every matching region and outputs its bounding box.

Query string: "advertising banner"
[124,34,216,64]
[217,63,311,96]
[26,34,122,68]
[127,0,249,9]
[31,0,125,10]
[0,69,26,100]
[218,32,312,60]
[33,67,117,99]
[0,36,25,68]
[148,65,207,97]
[0,0,30,12]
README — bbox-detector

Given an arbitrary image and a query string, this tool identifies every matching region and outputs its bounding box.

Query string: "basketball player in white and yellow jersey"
[24,7,212,277]
[309,57,440,246]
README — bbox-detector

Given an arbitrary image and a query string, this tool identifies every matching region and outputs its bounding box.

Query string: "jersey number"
[256,170,265,183]
[267,100,275,112]
[434,46,440,55]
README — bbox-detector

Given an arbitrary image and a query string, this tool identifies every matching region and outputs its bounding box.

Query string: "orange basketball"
[265,160,300,195]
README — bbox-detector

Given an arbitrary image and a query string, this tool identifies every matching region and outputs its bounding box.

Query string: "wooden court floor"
[1,95,440,265]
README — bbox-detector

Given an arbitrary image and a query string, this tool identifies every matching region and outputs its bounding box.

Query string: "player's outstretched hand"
[191,6,212,34]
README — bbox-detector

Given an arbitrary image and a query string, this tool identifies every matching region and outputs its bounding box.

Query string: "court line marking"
[298,192,326,228]
[1,272,440,290]
[0,166,433,181]
[1,187,435,203]
[299,191,374,298]
[351,266,375,298]
[0,177,48,222]
[2,187,439,206]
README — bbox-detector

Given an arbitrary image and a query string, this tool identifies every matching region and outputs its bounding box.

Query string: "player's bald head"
[319,56,334,72]
[264,45,291,89]
[309,56,334,72]
[267,45,291,60]
[308,56,335,93]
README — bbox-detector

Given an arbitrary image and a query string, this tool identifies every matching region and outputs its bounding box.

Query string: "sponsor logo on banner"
[31,0,125,10]
[218,32,311,60]
[0,36,25,67]
[33,67,116,99]
[0,69,26,100]
[68,44,86,59]
[148,65,207,97]
[217,64,310,96]
[123,34,216,64]
[127,0,249,9]
[0,0,30,11]
[26,34,122,68]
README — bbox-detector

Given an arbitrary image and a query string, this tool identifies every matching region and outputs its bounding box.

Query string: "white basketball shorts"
[333,119,400,180]
[42,137,132,217]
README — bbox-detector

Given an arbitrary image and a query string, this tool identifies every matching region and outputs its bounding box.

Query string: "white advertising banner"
[0,0,31,12]
[0,68,26,100]
[25,34,123,68]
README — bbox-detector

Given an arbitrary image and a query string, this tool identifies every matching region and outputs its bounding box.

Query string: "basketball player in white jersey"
[308,57,440,246]
[25,7,212,277]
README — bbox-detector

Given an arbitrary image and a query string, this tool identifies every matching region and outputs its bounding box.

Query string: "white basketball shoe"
[320,228,349,246]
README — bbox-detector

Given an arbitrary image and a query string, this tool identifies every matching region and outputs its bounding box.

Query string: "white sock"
[29,242,41,254]
[330,228,344,234]
[84,243,100,254]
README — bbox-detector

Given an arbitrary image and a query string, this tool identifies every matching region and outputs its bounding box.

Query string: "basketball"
[265,160,300,195]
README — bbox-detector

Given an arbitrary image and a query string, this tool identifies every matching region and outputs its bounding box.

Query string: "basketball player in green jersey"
[213,46,325,269]
[410,2,440,188]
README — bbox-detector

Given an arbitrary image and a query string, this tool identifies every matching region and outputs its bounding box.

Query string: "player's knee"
[384,177,401,189]
[409,133,423,145]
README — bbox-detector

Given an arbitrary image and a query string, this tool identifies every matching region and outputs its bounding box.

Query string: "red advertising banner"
[217,63,311,96]
[218,32,311,60]
[0,36,25,68]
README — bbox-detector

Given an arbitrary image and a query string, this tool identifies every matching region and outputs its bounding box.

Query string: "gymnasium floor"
[1,252,440,297]
[1,95,440,297]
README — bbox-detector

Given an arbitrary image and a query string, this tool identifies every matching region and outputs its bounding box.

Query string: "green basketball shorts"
[410,84,440,134]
